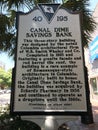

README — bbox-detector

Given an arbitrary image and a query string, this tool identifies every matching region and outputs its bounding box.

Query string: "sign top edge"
[16,3,81,16]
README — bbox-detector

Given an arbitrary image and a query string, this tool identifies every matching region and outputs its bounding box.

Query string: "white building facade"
[85,3,98,100]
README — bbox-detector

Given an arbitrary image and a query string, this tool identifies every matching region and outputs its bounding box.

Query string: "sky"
[0,0,98,71]
[89,0,98,11]
[0,52,14,71]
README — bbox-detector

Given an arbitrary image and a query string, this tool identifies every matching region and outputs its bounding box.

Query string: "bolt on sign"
[11,4,87,115]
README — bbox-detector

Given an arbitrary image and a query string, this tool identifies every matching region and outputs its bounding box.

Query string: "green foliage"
[62,0,96,46]
[0,105,41,130]
[0,14,15,53]
[0,0,96,56]
[0,0,16,56]
[0,68,12,89]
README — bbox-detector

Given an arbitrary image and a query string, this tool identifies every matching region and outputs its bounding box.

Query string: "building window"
[91,78,98,95]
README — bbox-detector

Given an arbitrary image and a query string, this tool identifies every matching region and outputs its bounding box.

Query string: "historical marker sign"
[11,4,87,115]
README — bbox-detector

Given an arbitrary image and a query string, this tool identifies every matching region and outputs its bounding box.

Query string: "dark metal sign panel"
[11,4,87,115]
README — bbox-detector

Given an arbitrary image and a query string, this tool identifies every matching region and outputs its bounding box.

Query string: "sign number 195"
[57,16,68,21]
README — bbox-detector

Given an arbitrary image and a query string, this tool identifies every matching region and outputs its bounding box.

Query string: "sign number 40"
[32,16,43,22]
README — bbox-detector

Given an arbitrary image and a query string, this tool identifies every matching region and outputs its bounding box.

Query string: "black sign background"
[10,4,88,115]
